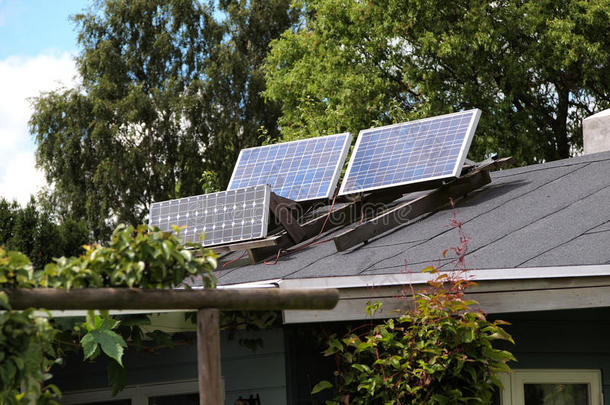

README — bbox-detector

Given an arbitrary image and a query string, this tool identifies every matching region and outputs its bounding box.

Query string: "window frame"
[499,369,602,405]
[61,379,201,405]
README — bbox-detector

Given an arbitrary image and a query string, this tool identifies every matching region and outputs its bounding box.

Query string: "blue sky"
[0,0,89,204]
[0,0,87,58]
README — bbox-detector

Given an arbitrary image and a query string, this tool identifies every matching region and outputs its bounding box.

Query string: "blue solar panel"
[339,109,481,195]
[149,185,270,247]
[227,133,352,201]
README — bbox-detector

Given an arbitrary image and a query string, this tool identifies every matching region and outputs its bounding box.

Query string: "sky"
[0,0,88,205]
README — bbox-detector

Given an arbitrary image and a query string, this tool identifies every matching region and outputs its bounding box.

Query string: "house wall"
[284,307,610,404]
[52,328,287,405]
[51,307,610,404]
[494,307,610,405]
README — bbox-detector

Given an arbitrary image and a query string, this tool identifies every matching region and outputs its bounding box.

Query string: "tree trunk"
[554,85,571,159]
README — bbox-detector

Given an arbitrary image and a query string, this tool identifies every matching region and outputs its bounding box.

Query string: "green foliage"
[0,309,60,404]
[106,358,128,396]
[0,251,59,404]
[81,314,127,366]
[201,170,221,194]
[265,0,610,164]
[0,224,218,402]
[40,224,217,289]
[0,250,36,289]
[316,276,514,404]
[0,196,90,271]
[30,0,298,240]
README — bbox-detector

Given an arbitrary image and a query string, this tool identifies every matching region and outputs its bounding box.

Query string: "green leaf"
[161,241,171,260]
[0,291,10,310]
[352,363,371,374]
[81,332,98,360]
[12,356,25,370]
[81,329,127,366]
[107,359,128,396]
[100,316,120,330]
[312,380,333,394]
[96,329,127,366]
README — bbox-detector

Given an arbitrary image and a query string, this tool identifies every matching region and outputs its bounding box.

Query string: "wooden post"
[198,308,222,405]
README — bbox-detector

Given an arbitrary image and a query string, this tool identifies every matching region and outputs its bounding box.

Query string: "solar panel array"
[339,109,481,195]
[227,133,352,201]
[149,110,481,247]
[149,185,270,247]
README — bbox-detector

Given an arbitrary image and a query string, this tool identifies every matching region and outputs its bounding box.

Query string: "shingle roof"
[211,151,610,286]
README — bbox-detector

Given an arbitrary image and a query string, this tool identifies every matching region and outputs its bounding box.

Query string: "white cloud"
[1,151,44,205]
[0,52,78,205]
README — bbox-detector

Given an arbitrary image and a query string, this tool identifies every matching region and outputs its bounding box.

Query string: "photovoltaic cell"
[339,109,481,195]
[227,133,352,201]
[149,185,270,247]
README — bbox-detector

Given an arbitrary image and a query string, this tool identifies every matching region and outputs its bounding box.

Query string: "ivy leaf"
[0,291,10,310]
[81,332,99,360]
[100,316,120,330]
[107,359,128,396]
[97,329,127,365]
[311,380,333,394]
[81,329,127,366]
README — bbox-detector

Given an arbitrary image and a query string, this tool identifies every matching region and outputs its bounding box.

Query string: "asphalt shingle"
[213,151,610,285]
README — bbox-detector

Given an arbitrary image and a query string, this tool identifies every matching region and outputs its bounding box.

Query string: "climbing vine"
[0,225,217,403]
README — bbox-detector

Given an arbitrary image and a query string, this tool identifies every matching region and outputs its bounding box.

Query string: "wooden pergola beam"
[2,287,339,311]
[3,286,337,405]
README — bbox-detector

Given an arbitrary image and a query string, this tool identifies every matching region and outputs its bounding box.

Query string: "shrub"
[315,274,515,405]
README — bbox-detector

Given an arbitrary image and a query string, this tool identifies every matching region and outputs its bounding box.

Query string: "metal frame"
[451,109,481,177]
[227,133,353,201]
[60,379,203,405]
[338,109,482,196]
[328,132,354,199]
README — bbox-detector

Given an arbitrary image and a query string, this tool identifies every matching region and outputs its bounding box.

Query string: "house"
[53,111,610,405]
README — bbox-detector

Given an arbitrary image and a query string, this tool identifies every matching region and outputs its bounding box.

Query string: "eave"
[276,264,610,323]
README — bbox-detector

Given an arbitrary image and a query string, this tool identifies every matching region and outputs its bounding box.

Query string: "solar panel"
[227,133,352,201]
[339,109,481,195]
[149,185,270,247]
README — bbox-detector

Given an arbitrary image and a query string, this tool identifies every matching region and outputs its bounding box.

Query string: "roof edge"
[277,265,610,290]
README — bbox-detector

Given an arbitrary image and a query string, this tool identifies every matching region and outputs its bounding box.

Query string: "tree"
[264,0,610,164]
[195,0,301,180]
[30,0,298,240]
[0,197,89,270]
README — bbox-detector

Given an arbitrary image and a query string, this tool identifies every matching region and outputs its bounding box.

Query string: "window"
[498,369,602,405]
[61,380,204,405]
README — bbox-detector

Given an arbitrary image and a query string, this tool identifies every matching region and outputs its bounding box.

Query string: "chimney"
[583,109,610,154]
